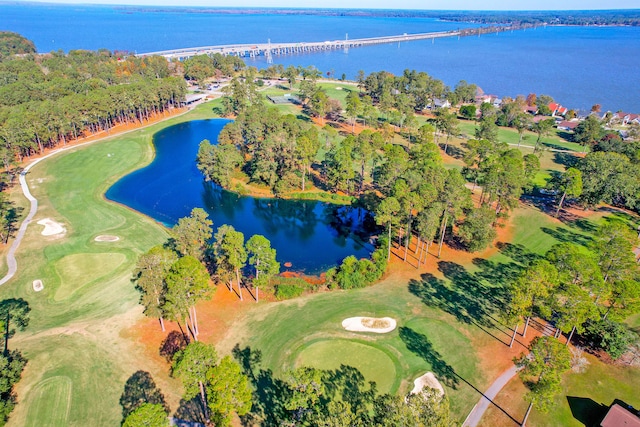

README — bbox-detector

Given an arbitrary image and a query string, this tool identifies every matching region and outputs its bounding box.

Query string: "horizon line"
[4,1,640,12]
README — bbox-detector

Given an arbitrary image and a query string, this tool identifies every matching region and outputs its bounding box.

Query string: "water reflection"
[107,119,376,274]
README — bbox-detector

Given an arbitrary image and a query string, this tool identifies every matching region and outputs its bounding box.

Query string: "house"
[532,115,551,123]
[558,120,580,131]
[600,403,640,427]
[525,105,538,115]
[475,94,493,104]
[549,102,569,117]
[431,98,451,109]
[181,93,206,106]
[602,111,640,125]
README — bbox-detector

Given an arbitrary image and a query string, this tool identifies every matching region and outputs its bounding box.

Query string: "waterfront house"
[549,102,568,117]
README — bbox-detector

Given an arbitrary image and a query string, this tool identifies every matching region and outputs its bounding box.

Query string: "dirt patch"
[410,372,444,396]
[32,280,43,292]
[342,317,397,333]
[37,218,66,236]
[127,283,255,361]
[94,235,120,242]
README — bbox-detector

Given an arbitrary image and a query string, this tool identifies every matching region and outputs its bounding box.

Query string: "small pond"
[106,119,376,274]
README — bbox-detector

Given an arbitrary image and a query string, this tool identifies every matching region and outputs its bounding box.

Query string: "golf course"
[1,95,639,427]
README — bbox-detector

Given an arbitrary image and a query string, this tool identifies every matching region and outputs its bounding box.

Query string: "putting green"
[25,376,72,427]
[295,339,398,394]
[54,253,126,301]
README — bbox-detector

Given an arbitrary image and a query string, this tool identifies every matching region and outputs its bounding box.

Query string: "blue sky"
[19,0,640,10]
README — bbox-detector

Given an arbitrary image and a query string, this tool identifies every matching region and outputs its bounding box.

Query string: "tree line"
[0,48,187,163]
[198,68,543,262]
[0,298,30,426]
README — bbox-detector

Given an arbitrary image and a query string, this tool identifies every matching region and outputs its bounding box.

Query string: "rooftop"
[601,404,640,427]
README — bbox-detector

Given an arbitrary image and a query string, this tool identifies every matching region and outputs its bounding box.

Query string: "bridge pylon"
[266,39,273,64]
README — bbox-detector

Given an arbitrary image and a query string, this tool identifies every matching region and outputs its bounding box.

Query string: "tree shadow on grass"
[495,242,543,267]
[325,364,376,412]
[120,370,169,421]
[399,326,459,389]
[409,253,542,345]
[399,326,522,425]
[174,396,207,425]
[232,345,290,427]
[408,271,508,346]
[233,345,380,425]
[541,226,592,246]
[553,151,580,168]
[570,218,598,235]
[442,144,465,160]
[159,330,188,362]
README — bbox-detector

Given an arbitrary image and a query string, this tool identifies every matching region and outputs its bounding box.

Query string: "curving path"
[0,107,193,286]
[0,155,49,286]
[462,365,520,427]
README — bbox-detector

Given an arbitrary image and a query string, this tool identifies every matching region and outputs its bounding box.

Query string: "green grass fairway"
[26,376,72,427]
[54,253,126,301]
[296,339,398,394]
[456,120,583,152]
[0,104,220,426]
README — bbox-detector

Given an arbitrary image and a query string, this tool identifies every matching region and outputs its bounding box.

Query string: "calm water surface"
[2,3,639,112]
[105,119,375,274]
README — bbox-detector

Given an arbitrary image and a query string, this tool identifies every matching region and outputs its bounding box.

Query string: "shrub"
[272,276,312,300]
[329,251,386,290]
[274,284,304,300]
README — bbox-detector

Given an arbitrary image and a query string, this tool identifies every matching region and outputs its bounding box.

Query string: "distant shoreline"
[11,2,635,26]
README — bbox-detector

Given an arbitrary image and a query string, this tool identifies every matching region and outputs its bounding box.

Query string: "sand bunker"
[37,218,66,236]
[341,317,397,333]
[410,372,444,397]
[32,280,44,292]
[94,235,120,242]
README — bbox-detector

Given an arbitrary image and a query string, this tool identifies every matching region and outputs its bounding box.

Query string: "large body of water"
[105,119,375,274]
[2,3,639,113]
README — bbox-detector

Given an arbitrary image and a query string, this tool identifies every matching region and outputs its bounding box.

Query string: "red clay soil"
[310,116,369,135]
[127,283,254,365]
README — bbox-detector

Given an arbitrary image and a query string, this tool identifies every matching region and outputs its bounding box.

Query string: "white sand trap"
[411,372,444,397]
[37,218,66,236]
[94,235,120,242]
[341,317,396,333]
[32,279,44,292]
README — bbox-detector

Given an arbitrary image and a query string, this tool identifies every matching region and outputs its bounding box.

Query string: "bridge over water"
[138,30,462,61]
